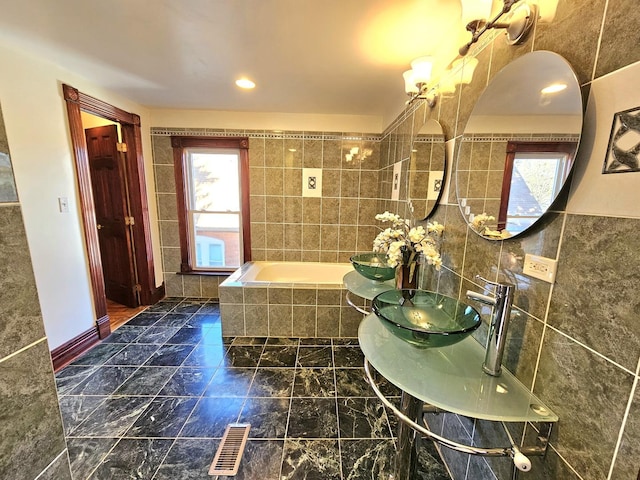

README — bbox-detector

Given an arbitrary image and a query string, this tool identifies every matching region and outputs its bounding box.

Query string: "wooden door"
[85,125,138,307]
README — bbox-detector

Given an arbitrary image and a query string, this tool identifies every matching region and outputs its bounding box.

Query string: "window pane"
[192,213,241,268]
[189,151,240,212]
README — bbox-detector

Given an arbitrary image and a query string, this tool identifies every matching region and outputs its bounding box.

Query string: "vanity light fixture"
[459,0,539,56]
[403,56,438,107]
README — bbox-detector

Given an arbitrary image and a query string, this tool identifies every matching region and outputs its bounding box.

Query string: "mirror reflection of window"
[498,141,576,233]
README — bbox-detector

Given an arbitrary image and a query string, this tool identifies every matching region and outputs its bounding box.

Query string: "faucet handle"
[475,275,515,290]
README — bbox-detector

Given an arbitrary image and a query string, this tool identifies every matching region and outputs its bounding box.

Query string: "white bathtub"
[230,261,353,285]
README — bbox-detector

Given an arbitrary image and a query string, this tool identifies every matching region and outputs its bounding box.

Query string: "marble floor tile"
[113,366,177,396]
[338,397,392,439]
[266,337,299,346]
[333,338,359,346]
[66,437,118,480]
[180,397,245,438]
[335,368,373,398]
[281,439,342,480]
[126,396,198,437]
[231,336,267,346]
[287,398,338,439]
[72,396,152,437]
[238,397,291,438]
[185,312,220,328]
[124,311,164,326]
[69,366,138,396]
[103,343,160,366]
[58,320,450,480]
[197,302,220,314]
[219,439,284,480]
[159,366,217,396]
[201,326,225,345]
[155,311,193,328]
[297,346,333,367]
[143,343,195,366]
[333,346,365,368]
[145,299,181,312]
[88,438,173,479]
[248,368,295,397]
[58,395,107,435]
[153,438,218,480]
[100,326,147,344]
[300,338,332,346]
[171,302,203,314]
[259,345,298,367]
[55,365,97,396]
[223,345,264,367]
[204,367,255,397]
[293,367,336,397]
[133,326,181,344]
[340,439,395,480]
[68,343,125,366]
[183,343,226,367]
[166,326,208,345]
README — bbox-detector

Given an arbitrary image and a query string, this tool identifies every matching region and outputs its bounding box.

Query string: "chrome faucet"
[466,275,515,377]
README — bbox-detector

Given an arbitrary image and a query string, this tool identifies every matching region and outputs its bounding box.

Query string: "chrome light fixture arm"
[459,0,538,56]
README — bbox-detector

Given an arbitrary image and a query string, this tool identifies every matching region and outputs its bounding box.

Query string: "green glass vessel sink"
[350,253,396,282]
[372,289,481,348]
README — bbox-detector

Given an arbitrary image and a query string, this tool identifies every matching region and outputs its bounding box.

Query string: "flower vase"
[396,262,418,290]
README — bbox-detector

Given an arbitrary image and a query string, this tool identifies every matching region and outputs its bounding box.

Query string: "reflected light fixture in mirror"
[455,51,582,240]
[408,119,446,221]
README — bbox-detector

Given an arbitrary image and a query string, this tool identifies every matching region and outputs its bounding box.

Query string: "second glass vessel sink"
[372,289,481,348]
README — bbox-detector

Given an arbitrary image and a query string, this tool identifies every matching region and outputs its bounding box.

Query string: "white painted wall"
[150,108,383,133]
[0,40,162,350]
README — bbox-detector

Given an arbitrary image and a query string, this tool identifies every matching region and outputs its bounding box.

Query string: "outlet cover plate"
[523,253,557,283]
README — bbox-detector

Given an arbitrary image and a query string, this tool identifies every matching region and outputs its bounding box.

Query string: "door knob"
[97,224,103,230]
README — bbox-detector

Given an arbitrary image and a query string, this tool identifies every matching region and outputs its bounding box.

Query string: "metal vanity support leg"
[395,392,423,480]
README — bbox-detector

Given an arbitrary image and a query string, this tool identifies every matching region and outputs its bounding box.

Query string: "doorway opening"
[62,84,164,341]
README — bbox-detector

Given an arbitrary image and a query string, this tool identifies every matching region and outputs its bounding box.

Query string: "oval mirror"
[408,119,446,220]
[456,51,582,239]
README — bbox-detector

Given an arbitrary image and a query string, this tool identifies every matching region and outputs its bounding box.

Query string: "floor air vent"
[208,423,251,476]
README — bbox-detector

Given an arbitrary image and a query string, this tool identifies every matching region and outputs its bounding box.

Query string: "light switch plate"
[523,253,557,283]
[58,196,69,213]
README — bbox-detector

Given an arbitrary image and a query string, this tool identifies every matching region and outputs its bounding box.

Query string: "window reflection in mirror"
[456,51,582,240]
[499,141,576,234]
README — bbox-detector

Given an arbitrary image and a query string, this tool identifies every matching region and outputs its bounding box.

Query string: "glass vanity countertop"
[359,313,558,423]
[343,270,395,300]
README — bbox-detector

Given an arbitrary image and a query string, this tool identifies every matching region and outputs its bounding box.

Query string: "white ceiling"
[0,0,467,123]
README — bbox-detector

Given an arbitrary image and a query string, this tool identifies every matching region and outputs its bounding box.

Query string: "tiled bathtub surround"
[378,0,640,478]
[219,264,364,338]
[151,130,382,298]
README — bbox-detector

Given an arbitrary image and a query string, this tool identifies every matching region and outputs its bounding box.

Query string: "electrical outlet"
[523,253,557,283]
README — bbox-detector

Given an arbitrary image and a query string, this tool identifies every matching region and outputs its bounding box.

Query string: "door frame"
[63,84,164,338]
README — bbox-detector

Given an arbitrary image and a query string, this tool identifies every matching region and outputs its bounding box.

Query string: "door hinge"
[134,284,142,293]
[117,142,128,153]
[125,216,135,226]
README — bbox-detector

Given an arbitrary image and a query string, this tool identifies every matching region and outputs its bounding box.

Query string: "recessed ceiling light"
[541,83,567,94]
[235,78,255,89]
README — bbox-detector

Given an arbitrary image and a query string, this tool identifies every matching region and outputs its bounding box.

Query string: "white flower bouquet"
[372,211,444,284]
